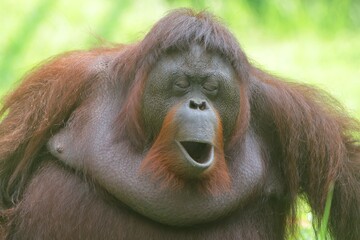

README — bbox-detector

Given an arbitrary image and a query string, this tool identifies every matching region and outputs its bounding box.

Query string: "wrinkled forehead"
[183,44,213,65]
[154,44,234,77]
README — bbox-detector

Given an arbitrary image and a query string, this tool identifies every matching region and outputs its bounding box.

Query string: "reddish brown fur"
[140,105,231,194]
[0,9,359,240]
[249,67,360,238]
[0,48,121,207]
[228,84,250,149]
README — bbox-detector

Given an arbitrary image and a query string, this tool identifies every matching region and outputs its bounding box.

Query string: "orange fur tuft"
[140,106,231,194]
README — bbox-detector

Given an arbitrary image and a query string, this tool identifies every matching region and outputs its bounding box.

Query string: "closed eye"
[174,78,190,89]
[203,80,219,92]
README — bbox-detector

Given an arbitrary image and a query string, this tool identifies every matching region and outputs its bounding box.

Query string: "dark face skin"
[48,44,265,226]
[142,45,240,144]
[142,45,242,178]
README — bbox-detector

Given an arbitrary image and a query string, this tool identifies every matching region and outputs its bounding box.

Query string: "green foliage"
[319,183,334,240]
[0,0,56,88]
[242,0,360,34]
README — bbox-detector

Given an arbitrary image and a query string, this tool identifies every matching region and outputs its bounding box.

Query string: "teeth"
[179,141,212,164]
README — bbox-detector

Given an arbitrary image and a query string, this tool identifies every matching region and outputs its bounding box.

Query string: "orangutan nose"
[189,99,208,111]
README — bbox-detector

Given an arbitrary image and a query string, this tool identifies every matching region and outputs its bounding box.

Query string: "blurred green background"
[1,0,359,239]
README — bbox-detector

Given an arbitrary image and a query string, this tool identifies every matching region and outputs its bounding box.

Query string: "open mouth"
[178,141,213,165]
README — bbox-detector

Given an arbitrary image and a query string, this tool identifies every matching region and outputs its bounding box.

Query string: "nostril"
[199,102,207,110]
[189,99,208,110]
[189,100,198,109]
